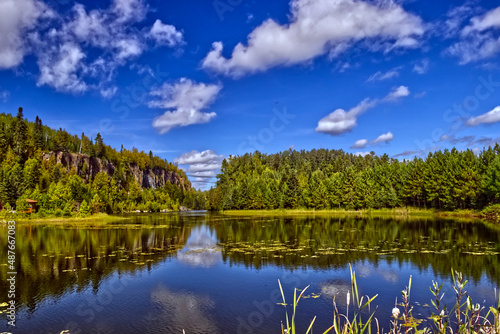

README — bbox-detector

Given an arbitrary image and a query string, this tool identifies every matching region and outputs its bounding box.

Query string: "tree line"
[207,146,500,211]
[0,108,206,216]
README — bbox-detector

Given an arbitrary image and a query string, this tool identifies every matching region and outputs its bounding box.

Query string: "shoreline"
[1,207,496,224]
[219,208,490,220]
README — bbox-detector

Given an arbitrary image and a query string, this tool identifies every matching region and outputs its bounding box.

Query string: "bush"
[482,204,500,220]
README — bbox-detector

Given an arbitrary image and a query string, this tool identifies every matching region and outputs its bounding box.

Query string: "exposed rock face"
[42,151,190,191]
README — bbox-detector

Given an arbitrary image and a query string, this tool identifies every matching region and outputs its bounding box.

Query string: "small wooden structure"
[16,198,38,213]
[26,199,38,213]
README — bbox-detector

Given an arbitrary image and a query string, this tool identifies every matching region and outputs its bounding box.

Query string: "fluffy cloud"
[316,99,376,135]
[447,6,500,64]
[466,106,500,126]
[354,152,371,157]
[384,86,410,101]
[317,86,410,136]
[371,131,394,144]
[0,0,52,69]
[202,0,424,77]
[37,42,87,93]
[149,19,184,47]
[149,78,221,134]
[174,150,224,189]
[366,67,401,82]
[351,139,368,149]
[175,150,224,165]
[111,0,147,23]
[463,6,500,34]
[0,0,182,95]
[32,0,152,93]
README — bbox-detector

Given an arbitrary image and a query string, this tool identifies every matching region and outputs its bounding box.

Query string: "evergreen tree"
[13,107,27,156]
[34,116,45,150]
[482,156,500,204]
[94,133,105,158]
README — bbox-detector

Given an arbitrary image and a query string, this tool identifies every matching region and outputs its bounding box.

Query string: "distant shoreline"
[219,208,491,220]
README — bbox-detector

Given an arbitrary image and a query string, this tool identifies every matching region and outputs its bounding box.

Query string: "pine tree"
[284,172,299,208]
[34,116,45,150]
[23,158,40,190]
[13,107,27,156]
[482,156,500,204]
[94,133,105,158]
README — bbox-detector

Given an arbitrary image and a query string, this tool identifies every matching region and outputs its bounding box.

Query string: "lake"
[1,212,499,334]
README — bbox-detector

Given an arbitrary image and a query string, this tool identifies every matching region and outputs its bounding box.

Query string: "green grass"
[221,208,499,222]
[222,208,436,218]
[0,212,130,224]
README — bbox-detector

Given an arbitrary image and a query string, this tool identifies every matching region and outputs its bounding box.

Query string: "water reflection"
[149,285,218,334]
[0,213,499,332]
[177,226,222,268]
[320,279,351,304]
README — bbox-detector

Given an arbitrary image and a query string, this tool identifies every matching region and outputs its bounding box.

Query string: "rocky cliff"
[42,151,190,191]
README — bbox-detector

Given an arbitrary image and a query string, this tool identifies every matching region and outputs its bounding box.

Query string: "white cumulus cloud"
[371,132,394,144]
[149,78,222,134]
[316,99,376,136]
[202,0,424,77]
[37,42,87,93]
[175,150,224,165]
[174,150,224,190]
[149,19,184,47]
[467,106,500,126]
[384,86,410,101]
[351,139,368,149]
[0,0,182,95]
[317,86,410,136]
[0,0,52,69]
[447,6,500,64]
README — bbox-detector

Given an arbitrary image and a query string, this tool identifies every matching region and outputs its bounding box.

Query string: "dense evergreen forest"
[0,108,206,216]
[207,146,500,211]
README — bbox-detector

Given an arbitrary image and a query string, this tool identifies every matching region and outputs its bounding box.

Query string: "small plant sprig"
[278,267,499,334]
[331,265,378,334]
[278,279,334,334]
[429,280,448,334]
[391,276,424,334]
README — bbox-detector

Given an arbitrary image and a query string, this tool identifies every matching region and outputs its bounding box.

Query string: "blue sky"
[1,0,500,189]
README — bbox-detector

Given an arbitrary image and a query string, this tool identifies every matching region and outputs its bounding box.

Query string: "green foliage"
[79,200,91,216]
[0,109,205,217]
[282,268,499,334]
[209,147,498,212]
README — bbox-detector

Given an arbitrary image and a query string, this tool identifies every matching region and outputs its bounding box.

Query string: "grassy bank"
[0,212,130,224]
[220,207,500,222]
[221,208,453,218]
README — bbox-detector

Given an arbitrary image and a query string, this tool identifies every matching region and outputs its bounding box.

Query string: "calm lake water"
[1,212,499,334]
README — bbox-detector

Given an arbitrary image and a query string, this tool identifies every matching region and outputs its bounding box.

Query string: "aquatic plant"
[278,268,500,334]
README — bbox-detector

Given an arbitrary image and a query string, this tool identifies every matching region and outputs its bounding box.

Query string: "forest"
[0,108,206,216]
[207,146,500,212]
